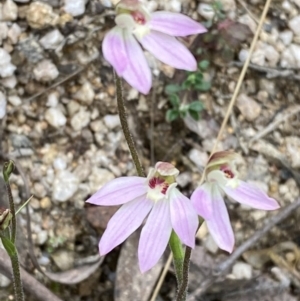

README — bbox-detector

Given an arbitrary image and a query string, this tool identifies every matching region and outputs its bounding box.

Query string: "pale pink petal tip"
[99,197,153,255]
[170,189,198,248]
[191,183,213,220]
[138,199,172,273]
[149,12,207,37]
[102,27,127,75]
[223,181,280,211]
[138,30,197,71]
[122,29,152,94]
[86,176,147,206]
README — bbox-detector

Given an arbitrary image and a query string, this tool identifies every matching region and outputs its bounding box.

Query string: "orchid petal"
[206,185,234,253]
[222,181,280,210]
[102,27,127,75]
[99,196,153,255]
[86,176,147,206]
[191,183,214,219]
[137,30,197,71]
[149,12,207,37]
[138,198,172,272]
[122,29,152,94]
[169,189,198,248]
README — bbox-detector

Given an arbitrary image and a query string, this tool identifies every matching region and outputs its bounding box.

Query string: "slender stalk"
[169,231,185,286]
[10,254,25,301]
[3,161,16,244]
[176,247,192,301]
[114,73,145,177]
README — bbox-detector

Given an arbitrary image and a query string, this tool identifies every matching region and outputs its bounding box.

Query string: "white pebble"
[289,16,300,36]
[0,48,16,78]
[0,91,6,119]
[53,157,67,170]
[2,0,18,21]
[0,75,17,88]
[232,262,252,279]
[45,107,67,128]
[279,30,293,46]
[74,82,95,105]
[0,22,8,44]
[33,59,59,82]
[70,108,91,131]
[46,92,59,107]
[197,3,214,20]
[7,23,21,45]
[52,170,79,202]
[63,0,86,17]
[39,29,64,50]
[8,95,21,106]
[103,114,120,130]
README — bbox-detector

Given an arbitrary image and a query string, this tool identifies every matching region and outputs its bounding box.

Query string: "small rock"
[204,234,219,254]
[40,197,51,209]
[251,42,265,66]
[51,250,74,271]
[45,107,67,128]
[90,120,105,132]
[176,172,192,188]
[279,30,293,46]
[232,262,252,279]
[219,0,236,12]
[36,230,48,245]
[33,182,47,198]
[289,16,300,36]
[52,170,79,202]
[33,59,59,82]
[293,0,300,8]
[88,167,114,192]
[67,100,80,116]
[0,48,16,77]
[100,0,112,7]
[70,107,91,131]
[53,157,67,170]
[39,29,64,50]
[1,75,17,88]
[0,91,6,119]
[188,149,208,170]
[0,274,11,288]
[168,0,181,12]
[197,3,214,20]
[7,23,21,44]
[238,49,249,62]
[63,0,86,16]
[285,136,300,168]
[290,44,300,67]
[103,114,120,130]
[280,47,295,68]
[46,92,59,107]
[2,0,18,21]
[74,82,95,105]
[0,22,8,44]
[26,2,59,29]
[238,14,257,34]
[265,44,280,66]
[236,94,261,121]
[282,0,292,12]
[8,95,21,106]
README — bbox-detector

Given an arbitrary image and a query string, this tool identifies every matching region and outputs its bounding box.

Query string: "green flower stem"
[114,73,145,178]
[1,235,24,301]
[169,231,185,287]
[176,246,192,301]
[3,161,16,243]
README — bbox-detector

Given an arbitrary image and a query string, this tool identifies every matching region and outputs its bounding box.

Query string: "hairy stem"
[176,247,192,301]
[11,254,25,301]
[114,73,145,177]
[169,231,184,286]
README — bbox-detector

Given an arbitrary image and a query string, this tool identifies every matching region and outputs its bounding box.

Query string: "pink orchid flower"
[191,151,280,253]
[103,0,207,94]
[86,162,198,273]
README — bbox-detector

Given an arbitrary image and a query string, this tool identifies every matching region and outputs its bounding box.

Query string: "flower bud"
[3,160,15,182]
[0,208,12,231]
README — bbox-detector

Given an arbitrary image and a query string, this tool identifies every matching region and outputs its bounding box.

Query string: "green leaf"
[189,101,204,112]
[198,60,210,70]
[166,109,179,122]
[165,84,182,95]
[1,236,17,256]
[188,109,200,121]
[169,94,180,108]
[195,81,211,91]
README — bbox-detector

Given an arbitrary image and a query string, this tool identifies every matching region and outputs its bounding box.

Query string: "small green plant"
[165,60,210,122]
